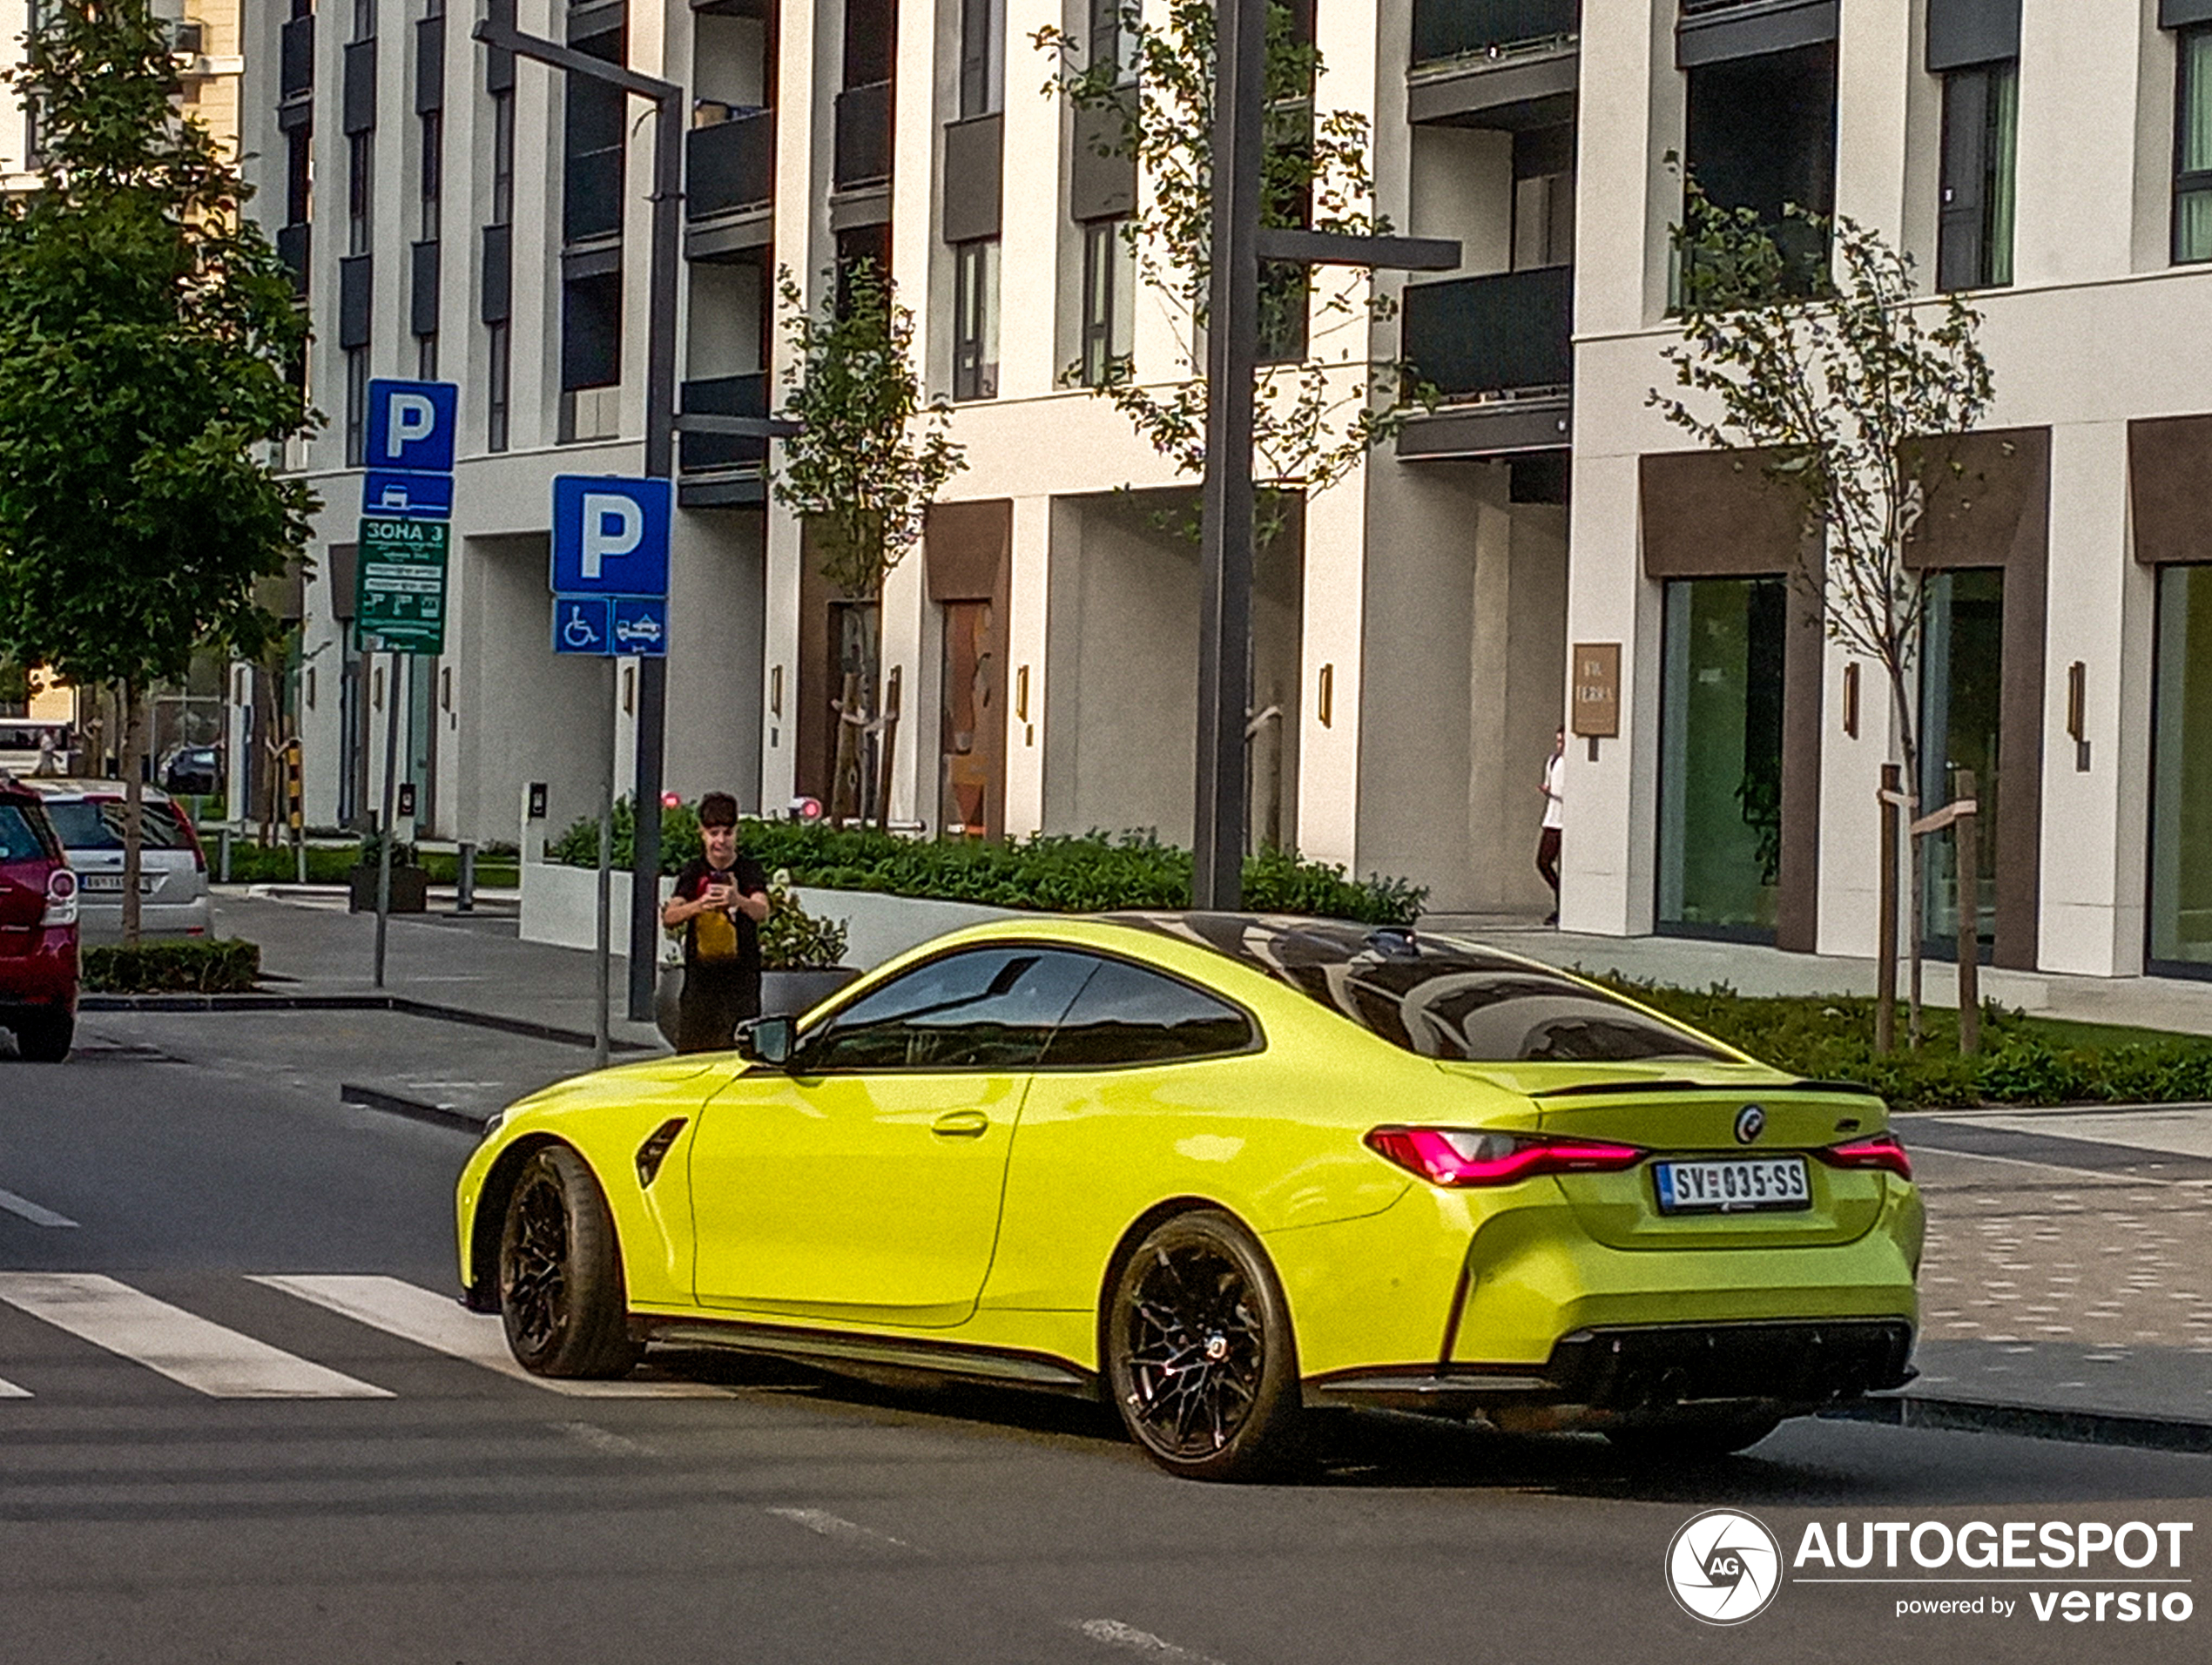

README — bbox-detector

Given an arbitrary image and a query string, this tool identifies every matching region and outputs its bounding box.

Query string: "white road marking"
[0,1273,391,1399]
[251,1274,729,1398]
[0,1187,78,1228]
[765,1507,915,1551]
[1071,1619,1227,1665]
[550,1419,650,1456]
[0,1377,30,1399]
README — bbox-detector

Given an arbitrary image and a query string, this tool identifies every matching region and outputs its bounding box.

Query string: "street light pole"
[1189,0,1460,912]
[473,13,679,1021]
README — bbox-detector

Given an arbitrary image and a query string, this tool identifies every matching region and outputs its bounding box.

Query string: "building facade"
[240,0,2211,984]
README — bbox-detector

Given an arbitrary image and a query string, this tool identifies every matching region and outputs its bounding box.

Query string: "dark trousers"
[676,966,762,1054]
[1536,826,1561,900]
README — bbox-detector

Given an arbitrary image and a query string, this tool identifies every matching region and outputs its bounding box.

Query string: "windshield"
[1112,914,1734,1065]
[0,803,54,865]
[44,799,186,852]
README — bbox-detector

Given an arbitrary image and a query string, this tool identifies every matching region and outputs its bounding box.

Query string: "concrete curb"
[1827,1394,2212,1455]
[80,991,660,1055]
[338,1082,489,1136]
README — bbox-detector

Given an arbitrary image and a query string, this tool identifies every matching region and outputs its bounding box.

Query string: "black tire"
[1105,1210,1305,1482]
[1605,1410,1784,1460]
[13,1011,72,1063]
[497,1145,640,1379]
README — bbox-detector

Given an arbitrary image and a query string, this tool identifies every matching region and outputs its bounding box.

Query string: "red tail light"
[1365,1126,1646,1188]
[41,867,78,928]
[169,804,207,873]
[1816,1133,1912,1180]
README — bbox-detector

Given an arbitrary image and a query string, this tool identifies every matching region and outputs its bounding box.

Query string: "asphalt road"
[0,1035,2207,1664]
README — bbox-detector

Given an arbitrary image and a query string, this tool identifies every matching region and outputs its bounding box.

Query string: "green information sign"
[354,517,449,653]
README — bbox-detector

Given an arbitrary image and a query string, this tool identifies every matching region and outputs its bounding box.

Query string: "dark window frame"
[2176,24,2212,264]
[1078,217,1128,387]
[343,345,368,465]
[951,236,999,401]
[959,0,1004,118]
[486,319,510,451]
[347,129,374,256]
[1937,57,2018,293]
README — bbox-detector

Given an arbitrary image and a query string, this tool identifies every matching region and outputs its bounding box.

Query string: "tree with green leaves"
[1652,181,1994,1048]
[772,259,965,820]
[1035,0,1423,543]
[0,0,316,940]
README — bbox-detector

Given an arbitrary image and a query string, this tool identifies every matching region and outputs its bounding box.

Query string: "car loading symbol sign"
[354,517,449,655]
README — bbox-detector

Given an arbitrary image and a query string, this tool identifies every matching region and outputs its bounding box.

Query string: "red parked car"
[0,775,78,1062]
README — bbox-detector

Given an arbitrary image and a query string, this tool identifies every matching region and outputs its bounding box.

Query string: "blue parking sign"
[552,597,611,655]
[365,381,458,475]
[610,597,669,657]
[550,475,671,598]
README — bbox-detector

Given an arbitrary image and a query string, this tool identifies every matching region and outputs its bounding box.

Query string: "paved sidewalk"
[1423,913,2212,1037]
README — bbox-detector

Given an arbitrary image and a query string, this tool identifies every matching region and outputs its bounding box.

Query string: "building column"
[1297,461,1365,871]
[2039,419,2153,975]
[1001,493,1052,837]
[1558,448,1657,936]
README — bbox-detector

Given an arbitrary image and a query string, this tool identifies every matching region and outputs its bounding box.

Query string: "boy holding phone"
[660,792,771,1053]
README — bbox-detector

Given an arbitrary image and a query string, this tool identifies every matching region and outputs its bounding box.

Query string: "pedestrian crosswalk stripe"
[0,1273,394,1399]
[0,1376,30,1399]
[250,1274,729,1398]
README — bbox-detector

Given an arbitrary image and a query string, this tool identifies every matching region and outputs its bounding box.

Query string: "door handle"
[931,1109,991,1138]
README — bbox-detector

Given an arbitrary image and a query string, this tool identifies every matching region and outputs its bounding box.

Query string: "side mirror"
[738,1015,794,1067]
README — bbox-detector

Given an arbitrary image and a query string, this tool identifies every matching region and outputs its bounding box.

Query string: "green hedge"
[84,938,260,994]
[1598,979,2212,1110]
[550,801,1425,925]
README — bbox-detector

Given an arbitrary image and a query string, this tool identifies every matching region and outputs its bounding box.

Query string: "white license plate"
[1654,1156,1811,1214]
[79,874,153,893]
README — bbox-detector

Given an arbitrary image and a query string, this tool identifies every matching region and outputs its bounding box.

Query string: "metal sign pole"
[595,657,616,1071]
[374,649,403,988]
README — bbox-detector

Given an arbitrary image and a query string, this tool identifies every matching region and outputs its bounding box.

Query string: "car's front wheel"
[12,1010,72,1063]
[497,1145,640,1379]
[1105,1210,1305,1482]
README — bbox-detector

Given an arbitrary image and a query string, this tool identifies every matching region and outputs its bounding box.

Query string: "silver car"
[26,781,213,943]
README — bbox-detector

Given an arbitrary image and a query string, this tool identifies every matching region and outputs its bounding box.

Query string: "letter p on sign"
[581,494,643,578]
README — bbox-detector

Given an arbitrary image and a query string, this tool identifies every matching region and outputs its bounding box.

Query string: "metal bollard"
[456,841,476,913]
[218,826,232,884]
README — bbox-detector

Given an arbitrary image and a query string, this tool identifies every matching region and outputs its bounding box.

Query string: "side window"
[799,948,1095,1073]
[1039,957,1255,1068]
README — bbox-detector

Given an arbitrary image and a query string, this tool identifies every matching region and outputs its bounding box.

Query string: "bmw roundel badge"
[1734,1105,1766,1145]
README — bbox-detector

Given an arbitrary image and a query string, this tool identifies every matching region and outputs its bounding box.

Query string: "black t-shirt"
[673,853,768,977]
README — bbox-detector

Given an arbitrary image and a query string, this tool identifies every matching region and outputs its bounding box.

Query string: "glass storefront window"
[1657,576,1787,940]
[1919,569,2004,954]
[2150,565,2212,975]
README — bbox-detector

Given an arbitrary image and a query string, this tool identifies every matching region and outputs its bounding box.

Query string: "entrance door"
[1656,576,1787,940]
[687,947,1093,1325]
[938,599,995,837]
[1919,570,2004,955]
[2150,564,2212,975]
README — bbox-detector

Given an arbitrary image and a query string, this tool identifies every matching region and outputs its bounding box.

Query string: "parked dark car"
[0,776,79,1061]
[158,745,224,797]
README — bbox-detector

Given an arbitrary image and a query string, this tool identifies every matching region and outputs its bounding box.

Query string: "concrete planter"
[519,861,678,954]
[347,865,428,913]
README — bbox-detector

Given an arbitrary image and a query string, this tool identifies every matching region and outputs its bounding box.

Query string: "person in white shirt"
[1537,729,1564,926]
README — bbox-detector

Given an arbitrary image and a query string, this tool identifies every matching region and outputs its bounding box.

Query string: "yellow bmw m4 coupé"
[455,913,1922,1480]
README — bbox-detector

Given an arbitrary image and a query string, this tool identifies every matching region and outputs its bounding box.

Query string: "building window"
[352,0,374,43]
[2150,564,2212,975]
[1087,0,1133,82]
[418,333,438,378]
[420,106,442,242]
[489,89,515,226]
[2176,28,2212,263]
[1512,121,1575,271]
[1079,218,1130,387]
[344,346,368,465]
[347,131,373,256]
[952,238,999,401]
[1681,43,1838,299]
[287,125,313,226]
[1937,60,2018,292]
[959,0,1004,118]
[487,320,509,452]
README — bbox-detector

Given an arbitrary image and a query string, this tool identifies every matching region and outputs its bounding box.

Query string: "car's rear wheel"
[497,1145,639,1379]
[1605,1409,1784,1460]
[12,1011,72,1063]
[1106,1210,1305,1483]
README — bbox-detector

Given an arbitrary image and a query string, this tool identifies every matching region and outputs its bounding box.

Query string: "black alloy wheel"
[1106,1210,1305,1482]
[497,1145,640,1379]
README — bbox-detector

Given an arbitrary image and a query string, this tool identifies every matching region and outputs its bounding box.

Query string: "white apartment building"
[239,0,2211,987]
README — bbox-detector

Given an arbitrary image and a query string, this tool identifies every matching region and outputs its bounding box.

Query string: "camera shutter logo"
[1666,1509,1782,1625]
[1735,1104,1766,1145]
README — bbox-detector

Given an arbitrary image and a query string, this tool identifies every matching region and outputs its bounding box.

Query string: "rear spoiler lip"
[1525,1076,1882,1101]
